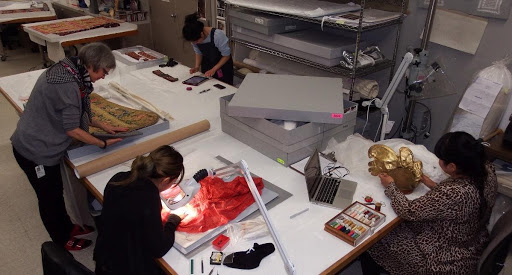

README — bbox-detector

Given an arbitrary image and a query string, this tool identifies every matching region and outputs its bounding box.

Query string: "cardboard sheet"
[423,9,488,55]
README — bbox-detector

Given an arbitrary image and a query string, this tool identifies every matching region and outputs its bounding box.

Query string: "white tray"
[113,45,166,69]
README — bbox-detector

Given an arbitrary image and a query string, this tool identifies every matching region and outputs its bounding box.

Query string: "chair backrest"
[479,208,512,275]
[41,241,95,275]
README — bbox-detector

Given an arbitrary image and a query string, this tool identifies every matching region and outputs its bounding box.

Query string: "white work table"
[0,61,429,275]
[0,0,56,61]
[22,15,137,62]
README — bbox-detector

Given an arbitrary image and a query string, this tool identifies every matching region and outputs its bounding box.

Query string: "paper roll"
[74,120,210,178]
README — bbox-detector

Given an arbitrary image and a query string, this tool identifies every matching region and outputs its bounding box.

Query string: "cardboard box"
[220,94,356,166]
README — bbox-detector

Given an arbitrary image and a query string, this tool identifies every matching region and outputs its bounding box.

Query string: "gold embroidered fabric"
[368,144,423,194]
[89,93,159,135]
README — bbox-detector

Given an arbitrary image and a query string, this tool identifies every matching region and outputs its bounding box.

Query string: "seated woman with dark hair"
[363,131,498,275]
[94,145,185,275]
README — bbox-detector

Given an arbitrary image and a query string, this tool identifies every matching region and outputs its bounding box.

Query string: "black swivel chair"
[479,208,512,275]
[41,241,95,275]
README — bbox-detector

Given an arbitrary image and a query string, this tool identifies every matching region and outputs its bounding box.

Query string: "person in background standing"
[182,12,234,85]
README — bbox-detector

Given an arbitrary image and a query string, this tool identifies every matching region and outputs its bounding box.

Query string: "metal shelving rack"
[225,0,408,101]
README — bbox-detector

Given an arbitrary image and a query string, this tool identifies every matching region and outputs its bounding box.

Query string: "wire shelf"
[233,38,394,77]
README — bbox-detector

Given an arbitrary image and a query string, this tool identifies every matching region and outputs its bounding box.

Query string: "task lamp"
[364,0,455,141]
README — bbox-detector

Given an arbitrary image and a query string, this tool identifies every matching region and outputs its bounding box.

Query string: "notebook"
[304,149,357,210]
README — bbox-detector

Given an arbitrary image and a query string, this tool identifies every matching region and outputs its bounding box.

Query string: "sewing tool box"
[324,201,386,246]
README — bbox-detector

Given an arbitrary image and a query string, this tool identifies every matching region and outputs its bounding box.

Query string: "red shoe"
[65,237,92,251]
[70,224,95,237]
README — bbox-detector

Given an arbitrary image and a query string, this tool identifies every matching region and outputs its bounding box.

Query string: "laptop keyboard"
[315,178,339,204]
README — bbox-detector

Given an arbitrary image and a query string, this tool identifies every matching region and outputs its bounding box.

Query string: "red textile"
[161,176,264,233]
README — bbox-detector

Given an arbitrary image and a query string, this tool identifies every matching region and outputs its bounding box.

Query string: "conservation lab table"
[0,61,429,275]
[22,15,137,62]
[0,0,56,61]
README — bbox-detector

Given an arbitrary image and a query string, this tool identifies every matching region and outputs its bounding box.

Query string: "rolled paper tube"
[74,120,210,178]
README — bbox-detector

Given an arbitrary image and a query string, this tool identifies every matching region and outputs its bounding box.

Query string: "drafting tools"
[208,268,214,275]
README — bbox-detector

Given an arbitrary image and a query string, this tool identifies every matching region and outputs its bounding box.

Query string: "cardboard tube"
[74,120,210,178]
[482,128,504,142]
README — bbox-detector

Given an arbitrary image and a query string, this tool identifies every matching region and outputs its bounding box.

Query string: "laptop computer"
[304,149,357,210]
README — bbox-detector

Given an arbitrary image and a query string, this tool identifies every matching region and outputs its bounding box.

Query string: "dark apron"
[196,28,234,85]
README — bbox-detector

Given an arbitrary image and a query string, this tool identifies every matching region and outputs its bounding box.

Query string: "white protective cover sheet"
[226,0,360,18]
[327,134,449,194]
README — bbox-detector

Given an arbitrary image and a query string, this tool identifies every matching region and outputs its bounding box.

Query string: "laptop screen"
[304,149,322,198]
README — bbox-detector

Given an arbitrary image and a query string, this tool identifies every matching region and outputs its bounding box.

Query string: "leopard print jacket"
[369,163,497,275]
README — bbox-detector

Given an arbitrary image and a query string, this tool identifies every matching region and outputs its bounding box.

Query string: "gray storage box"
[232,27,340,67]
[232,26,363,67]
[227,74,355,124]
[229,8,311,35]
[220,94,356,166]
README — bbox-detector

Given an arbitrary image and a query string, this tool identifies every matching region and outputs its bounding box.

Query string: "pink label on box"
[331,113,343,119]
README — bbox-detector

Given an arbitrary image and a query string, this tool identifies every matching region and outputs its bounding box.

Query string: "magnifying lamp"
[161,161,296,275]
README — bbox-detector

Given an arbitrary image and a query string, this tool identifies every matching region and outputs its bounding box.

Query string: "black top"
[93,172,181,275]
[197,28,234,85]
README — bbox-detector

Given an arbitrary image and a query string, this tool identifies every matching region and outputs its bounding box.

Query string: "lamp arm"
[380,52,414,109]
[238,160,296,275]
[376,52,414,141]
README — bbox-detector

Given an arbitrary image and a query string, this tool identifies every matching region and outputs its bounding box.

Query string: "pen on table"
[201,258,204,273]
[199,88,211,94]
[191,259,194,274]
[289,207,309,219]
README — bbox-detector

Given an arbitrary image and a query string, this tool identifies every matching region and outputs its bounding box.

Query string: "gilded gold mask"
[368,145,423,194]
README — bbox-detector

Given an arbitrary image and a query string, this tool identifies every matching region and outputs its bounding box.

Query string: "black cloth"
[93,172,180,275]
[224,243,275,270]
[13,147,74,246]
[197,28,233,85]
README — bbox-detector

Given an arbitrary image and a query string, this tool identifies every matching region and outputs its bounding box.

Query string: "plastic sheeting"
[162,176,264,233]
[450,59,512,138]
[327,134,448,194]
[225,0,360,18]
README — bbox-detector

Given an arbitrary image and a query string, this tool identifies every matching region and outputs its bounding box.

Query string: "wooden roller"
[482,128,504,142]
[74,120,210,178]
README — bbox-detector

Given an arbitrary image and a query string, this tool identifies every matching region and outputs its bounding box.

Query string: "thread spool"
[375,202,382,212]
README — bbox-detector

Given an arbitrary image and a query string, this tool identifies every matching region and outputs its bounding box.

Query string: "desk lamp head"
[162,169,214,210]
